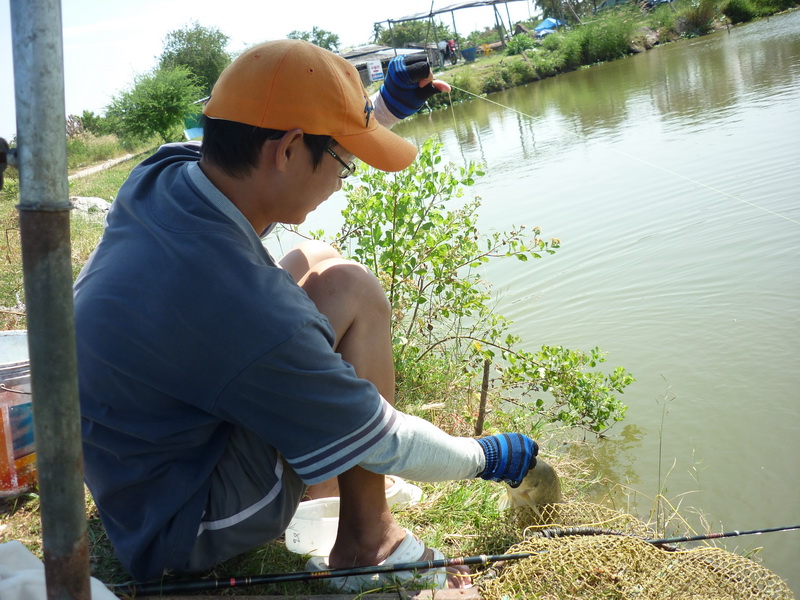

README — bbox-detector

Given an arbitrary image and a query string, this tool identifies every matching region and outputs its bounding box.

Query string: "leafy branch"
[315,137,632,433]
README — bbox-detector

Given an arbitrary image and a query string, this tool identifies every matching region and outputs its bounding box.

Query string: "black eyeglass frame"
[325,146,357,179]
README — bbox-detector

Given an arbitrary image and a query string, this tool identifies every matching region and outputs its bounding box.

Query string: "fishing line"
[446,84,800,227]
[448,91,459,138]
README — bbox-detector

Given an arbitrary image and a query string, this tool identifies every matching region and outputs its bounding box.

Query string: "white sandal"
[305,529,448,592]
[384,475,423,508]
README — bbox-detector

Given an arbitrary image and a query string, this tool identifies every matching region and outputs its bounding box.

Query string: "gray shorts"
[183,426,306,572]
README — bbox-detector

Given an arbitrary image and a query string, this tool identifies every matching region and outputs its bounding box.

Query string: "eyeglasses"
[326,146,356,179]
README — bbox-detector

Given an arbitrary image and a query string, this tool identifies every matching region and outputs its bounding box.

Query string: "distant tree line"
[79,21,230,144]
[76,22,342,146]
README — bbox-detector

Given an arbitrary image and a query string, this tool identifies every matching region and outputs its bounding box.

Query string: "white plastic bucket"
[284,497,339,557]
[0,330,28,364]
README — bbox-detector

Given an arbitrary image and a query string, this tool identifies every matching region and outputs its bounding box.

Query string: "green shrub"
[450,68,481,95]
[466,26,504,47]
[542,31,584,70]
[579,12,638,63]
[106,66,202,144]
[505,34,537,55]
[559,34,584,70]
[426,69,480,109]
[723,0,758,20]
[751,0,798,12]
[322,139,634,433]
[505,56,537,85]
[647,2,679,31]
[679,0,717,35]
[80,110,117,137]
[531,51,563,78]
[482,66,511,93]
[0,171,23,330]
[541,33,562,52]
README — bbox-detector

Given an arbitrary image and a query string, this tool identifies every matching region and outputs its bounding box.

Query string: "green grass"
[68,155,144,201]
[1,173,25,330]
[723,0,760,22]
[66,133,154,172]
[0,150,150,330]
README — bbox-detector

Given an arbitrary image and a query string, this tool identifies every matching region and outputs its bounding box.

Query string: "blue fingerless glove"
[379,53,440,119]
[476,433,539,488]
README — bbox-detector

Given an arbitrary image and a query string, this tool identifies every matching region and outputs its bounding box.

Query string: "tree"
[106,66,202,144]
[158,22,231,96]
[375,21,454,48]
[287,26,340,52]
[79,110,115,137]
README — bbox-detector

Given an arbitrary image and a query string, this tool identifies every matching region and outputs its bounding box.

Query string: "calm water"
[284,10,800,590]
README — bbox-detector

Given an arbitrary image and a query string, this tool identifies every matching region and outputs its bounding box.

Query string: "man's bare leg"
[279,241,470,588]
[280,241,395,400]
[280,241,394,501]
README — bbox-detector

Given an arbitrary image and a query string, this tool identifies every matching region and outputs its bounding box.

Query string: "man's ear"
[270,128,305,173]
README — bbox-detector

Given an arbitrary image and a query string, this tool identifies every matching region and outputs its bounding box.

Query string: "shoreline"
[411,5,799,108]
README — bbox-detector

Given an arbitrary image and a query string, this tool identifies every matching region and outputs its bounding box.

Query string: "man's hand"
[476,433,539,488]
[379,54,451,119]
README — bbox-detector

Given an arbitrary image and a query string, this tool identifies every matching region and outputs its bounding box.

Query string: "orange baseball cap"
[204,40,417,172]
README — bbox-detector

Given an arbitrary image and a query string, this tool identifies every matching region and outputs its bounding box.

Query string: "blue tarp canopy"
[534,17,564,31]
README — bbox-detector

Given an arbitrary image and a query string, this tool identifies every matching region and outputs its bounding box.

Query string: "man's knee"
[301,258,391,319]
[308,258,382,296]
[279,240,342,282]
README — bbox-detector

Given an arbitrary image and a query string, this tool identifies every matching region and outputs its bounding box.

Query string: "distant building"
[341,45,438,87]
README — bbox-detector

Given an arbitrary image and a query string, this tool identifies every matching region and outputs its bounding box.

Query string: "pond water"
[278,10,800,591]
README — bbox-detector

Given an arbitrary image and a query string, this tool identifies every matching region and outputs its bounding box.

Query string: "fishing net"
[479,501,794,600]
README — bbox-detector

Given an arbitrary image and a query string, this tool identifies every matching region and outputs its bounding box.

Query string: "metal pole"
[9,1,91,599]
[450,10,461,62]
[493,5,507,48]
[388,21,398,57]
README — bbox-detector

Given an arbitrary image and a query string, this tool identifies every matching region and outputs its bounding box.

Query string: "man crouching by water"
[75,40,540,592]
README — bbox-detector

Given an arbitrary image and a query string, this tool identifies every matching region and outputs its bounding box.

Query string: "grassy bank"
[0,160,145,330]
[421,1,798,105]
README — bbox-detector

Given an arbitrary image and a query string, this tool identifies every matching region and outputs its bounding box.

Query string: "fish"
[499,458,562,514]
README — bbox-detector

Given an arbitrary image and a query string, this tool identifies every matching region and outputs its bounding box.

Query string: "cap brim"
[336,124,417,173]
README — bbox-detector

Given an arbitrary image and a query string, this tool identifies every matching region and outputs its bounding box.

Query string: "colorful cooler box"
[0,330,36,498]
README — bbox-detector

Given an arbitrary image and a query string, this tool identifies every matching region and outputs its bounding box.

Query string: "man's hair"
[200,116,332,178]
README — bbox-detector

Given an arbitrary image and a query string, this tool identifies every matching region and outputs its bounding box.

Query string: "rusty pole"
[9,0,91,599]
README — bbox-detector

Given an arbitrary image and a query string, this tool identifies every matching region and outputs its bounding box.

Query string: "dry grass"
[0,153,146,331]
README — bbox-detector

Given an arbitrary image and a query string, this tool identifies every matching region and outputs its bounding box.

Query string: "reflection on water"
[563,424,648,492]
[391,9,800,592]
[403,10,800,171]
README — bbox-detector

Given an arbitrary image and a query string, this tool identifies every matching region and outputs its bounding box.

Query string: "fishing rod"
[110,552,530,595]
[532,524,800,548]
[110,524,799,596]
